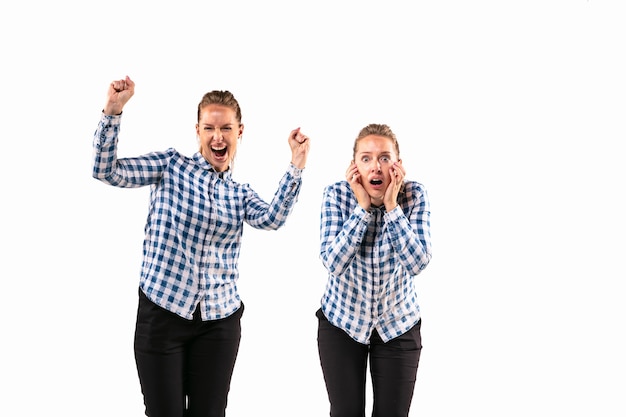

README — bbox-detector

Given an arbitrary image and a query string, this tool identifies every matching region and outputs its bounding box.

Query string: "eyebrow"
[358,151,392,156]
[201,123,234,127]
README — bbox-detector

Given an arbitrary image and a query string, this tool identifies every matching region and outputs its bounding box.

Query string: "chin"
[367,192,384,202]
[209,161,226,171]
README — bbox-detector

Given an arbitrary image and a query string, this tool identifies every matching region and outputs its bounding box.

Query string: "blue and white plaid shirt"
[93,113,303,320]
[319,180,432,344]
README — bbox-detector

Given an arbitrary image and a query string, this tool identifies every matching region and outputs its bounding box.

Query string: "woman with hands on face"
[92,76,310,417]
[316,123,432,417]
[345,144,406,212]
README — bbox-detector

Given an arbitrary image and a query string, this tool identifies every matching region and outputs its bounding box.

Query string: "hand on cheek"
[346,162,371,210]
[384,161,405,211]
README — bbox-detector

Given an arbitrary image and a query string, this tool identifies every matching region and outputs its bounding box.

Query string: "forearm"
[246,164,303,229]
[92,114,122,183]
[92,113,170,187]
[385,205,432,275]
[320,206,370,276]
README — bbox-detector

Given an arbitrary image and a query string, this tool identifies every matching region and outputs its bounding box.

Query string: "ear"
[238,123,244,139]
[195,124,200,136]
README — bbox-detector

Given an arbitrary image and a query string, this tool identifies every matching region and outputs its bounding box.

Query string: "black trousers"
[134,289,243,417]
[316,309,422,417]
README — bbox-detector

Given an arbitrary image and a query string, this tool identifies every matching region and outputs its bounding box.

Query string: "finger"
[395,162,406,176]
[113,78,128,91]
[391,163,405,178]
[390,167,401,182]
[290,127,301,140]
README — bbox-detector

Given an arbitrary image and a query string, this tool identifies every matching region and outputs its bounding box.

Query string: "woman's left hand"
[288,127,311,169]
[384,161,405,211]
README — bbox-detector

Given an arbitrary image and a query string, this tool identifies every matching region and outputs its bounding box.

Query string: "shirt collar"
[193,152,232,179]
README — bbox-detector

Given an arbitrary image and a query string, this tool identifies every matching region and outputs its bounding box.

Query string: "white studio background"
[1,1,624,416]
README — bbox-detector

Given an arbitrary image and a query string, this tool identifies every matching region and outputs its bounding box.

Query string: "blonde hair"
[197,90,242,124]
[352,123,400,159]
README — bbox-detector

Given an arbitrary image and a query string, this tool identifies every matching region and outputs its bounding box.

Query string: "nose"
[371,160,382,172]
[212,129,224,141]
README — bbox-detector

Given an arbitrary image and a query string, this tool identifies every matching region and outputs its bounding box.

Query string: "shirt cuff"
[354,205,372,222]
[384,205,403,221]
[101,109,123,117]
[288,163,304,178]
[101,111,122,125]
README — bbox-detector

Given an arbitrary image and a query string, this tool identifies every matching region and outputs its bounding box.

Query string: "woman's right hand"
[103,75,135,115]
[288,127,310,169]
[346,162,370,211]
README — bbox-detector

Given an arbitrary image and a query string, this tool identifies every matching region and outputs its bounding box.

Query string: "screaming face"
[196,104,244,172]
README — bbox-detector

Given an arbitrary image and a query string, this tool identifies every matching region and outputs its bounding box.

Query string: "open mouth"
[370,179,383,185]
[212,146,227,157]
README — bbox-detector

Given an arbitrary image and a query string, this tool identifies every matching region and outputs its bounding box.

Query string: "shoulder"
[225,177,254,196]
[323,180,350,195]
[322,180,356,208]
[403,180,427,194]
[145,147,180,160]
[400,180,430,207]
[322,180,353,201]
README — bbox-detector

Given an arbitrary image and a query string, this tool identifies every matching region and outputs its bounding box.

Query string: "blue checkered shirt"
[319,180,432,344]
[93,113,303,320]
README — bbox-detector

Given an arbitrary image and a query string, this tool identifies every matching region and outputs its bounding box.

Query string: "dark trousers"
[316,309,422,417]
[134,289,243,417]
